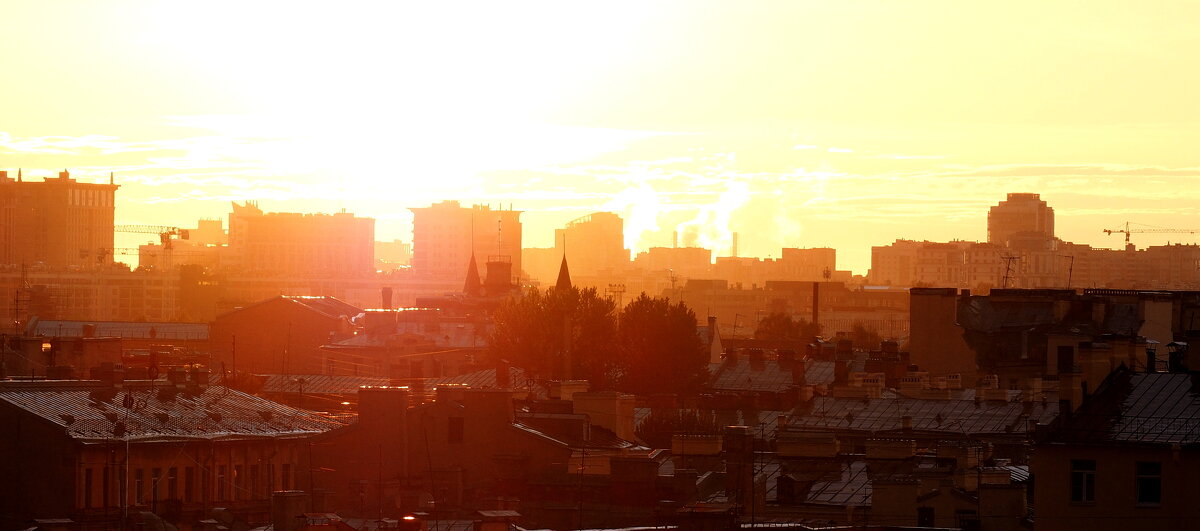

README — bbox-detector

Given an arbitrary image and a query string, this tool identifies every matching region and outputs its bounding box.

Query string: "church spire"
[555,255,572,291]
[463,253,483,297]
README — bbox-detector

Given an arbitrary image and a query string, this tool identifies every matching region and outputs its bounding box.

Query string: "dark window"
[103,467,110,508]
[250,464,260,498]
[234,465,244,500]
[448,417,464,443]
[217,466,226,501]
[135,469,145,505]
[168,467,178,500]
[282,464,292,490]
[1136,461,1161,505]
[184,467,195,502]
[917,506,935,527]
[1071,459,1096,503]
[83,468,93,508]
[268,463,276,493]
[152,467,161,504]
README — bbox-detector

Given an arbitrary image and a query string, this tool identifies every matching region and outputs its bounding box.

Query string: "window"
[282,464,292,490]
[917,507,935,527]
[234,465,244,500]
[217,466,226,501]
[1136,461,1162,505]
[448,417,464,443]
[152,468,161,503]
[184,467,195,502]
[83,468,93,508]
[250,464,260,499]
[135,469,145,505]
[168,467,178,500]
[1071,459,1096,503]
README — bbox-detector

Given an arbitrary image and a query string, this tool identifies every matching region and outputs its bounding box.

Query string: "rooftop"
[1051,369,1200,445]
[0,380,346,443]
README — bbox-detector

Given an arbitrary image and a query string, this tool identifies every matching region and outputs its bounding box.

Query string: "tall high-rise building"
[0,170,117,268]
[554,212,628,278]
[988,193,1054,246]
[226,201,375,277]
[410,201,522,282]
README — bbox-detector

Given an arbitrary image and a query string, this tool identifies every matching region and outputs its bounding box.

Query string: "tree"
[616,294,708,396]
[753,312,820,341]
[850,321,883,349]
[487,286,619,385]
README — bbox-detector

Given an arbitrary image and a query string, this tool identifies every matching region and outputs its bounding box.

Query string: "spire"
[109,172,114,185]
[463,253,483,297]
[555,255,572,291]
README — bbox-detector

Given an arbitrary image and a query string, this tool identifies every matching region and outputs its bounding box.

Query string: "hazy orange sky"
[2,1,1198,274]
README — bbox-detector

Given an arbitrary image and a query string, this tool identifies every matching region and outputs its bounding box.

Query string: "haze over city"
[4,1,1199,273]
[5,3,1200,531]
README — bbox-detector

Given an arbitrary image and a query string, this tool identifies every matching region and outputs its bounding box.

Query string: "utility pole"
[1061,255,1075,290]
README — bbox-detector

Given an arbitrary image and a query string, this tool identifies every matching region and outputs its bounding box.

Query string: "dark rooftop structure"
[1048,367,1200,444]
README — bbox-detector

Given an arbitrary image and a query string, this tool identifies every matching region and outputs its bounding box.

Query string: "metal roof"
[33,320,209,340]
[790,394,1058,435]
[708,359,863,393]
[1053,369,1200,445]
[259,374,391,395]
[0,380,346,443]
[797,460,872,507]
[425,367,546,397]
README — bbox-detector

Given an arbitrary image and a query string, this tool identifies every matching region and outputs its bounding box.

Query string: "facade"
[226,201,375,277]
[0,377,344,529]
[410,201,522,283]
[1033,367,1200,531]
[209,296,361,375]
[0,170,117,268]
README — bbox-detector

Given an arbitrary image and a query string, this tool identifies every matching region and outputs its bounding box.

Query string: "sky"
[2,1,1199,274]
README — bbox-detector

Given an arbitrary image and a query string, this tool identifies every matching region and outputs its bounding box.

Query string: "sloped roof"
[790,394,1058,435]
[219,296,362,321]
[0,380,346,443]
[259,374,390,395]
[707,358,864,393]
[794,460,872,507]
[33,320,209,340]
[425,366,545,397]
[1052,369,1200,445]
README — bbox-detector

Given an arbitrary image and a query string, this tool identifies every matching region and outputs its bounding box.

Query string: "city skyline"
[3,2,1199,274]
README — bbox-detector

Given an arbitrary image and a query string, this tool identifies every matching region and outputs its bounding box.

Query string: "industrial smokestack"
[732,232,739,258]
[673,231,678,249]
[812,282,820,329]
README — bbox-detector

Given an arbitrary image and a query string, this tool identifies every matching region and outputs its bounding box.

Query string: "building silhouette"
[410,201,522,283]
[554,212,628,278]
[0,170,117,268]
[987,192,1054,246]
[226,201,374,277]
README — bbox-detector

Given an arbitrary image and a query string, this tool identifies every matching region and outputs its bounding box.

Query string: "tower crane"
[114,225,190,249]
[1104,222,1196,250]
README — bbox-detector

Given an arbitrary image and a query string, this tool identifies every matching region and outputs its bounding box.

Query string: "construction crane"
[1103,222,1196,250]
[114,225,190,249]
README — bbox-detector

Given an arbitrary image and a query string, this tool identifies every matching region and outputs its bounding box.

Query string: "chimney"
[732,232,739,258]
[495,359,511,388]
[901,415,913,430]
[707,316,717,344]
[82,323,97,338]
[791,359,807,385]
[673,231,678,248]
[381,287,393,310]
[271,490,308,531]
[811,282,820,328]
[167,367,188,387]
[1146,348,1157,373]
[834,360,849,385]
[190,367,210,388]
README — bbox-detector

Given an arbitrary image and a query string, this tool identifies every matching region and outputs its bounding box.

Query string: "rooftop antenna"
[1000,255,1020,288]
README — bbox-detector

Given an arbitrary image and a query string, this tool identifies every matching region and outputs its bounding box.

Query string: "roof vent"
[155,412,170,424]
[59,414,75,425]
[207,411,222,423]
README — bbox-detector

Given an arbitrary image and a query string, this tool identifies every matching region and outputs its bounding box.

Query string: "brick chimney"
[791,359,807,386]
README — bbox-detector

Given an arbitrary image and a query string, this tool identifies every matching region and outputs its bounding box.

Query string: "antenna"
[1000,255,1020,288]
